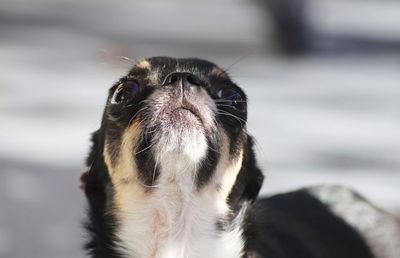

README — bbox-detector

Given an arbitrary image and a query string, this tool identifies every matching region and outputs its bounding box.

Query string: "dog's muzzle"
[145,72,215,133]
[161,72,204,126]
[141,72,216,163]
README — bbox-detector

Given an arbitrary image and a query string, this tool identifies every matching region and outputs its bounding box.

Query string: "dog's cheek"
[227,135,264,211]
[201,130,244,209]
[219,150,244,203]
[79,167,90,191]
[103,122,148,215]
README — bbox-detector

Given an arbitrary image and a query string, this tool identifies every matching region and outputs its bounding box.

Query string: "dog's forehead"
[127,56,229,84]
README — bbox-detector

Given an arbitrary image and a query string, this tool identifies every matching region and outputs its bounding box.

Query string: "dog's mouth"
[169,104,203,126]
[154,104,205,136]
[171,107,198,121]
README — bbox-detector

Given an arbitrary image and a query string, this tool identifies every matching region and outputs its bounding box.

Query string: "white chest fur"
[115,161,244,258]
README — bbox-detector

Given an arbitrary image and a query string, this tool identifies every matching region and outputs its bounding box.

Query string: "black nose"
[163,72,201,88]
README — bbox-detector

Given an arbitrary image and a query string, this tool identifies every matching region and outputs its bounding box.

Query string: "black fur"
[135,134,160,187]
[82,130,122,258]
[243,190,375,258]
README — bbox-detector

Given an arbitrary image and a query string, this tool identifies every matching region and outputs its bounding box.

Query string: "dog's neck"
[114,159,245,258]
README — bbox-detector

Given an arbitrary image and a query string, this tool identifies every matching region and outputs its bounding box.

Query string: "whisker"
[134,140,156,155]
[138,99,153,105]
[113,177,162,190]
[223,52,252,72]
[115,55,137,64]
[215,99,247,103]
[216,110,247,125]
[127,106,149,126]
[144,127,158,136]
[216,104,237,108]
[207,144,222,155]
[137,181,162,189]
[151,158,159,186]
[119,103,140,112]
[124,103,141,108]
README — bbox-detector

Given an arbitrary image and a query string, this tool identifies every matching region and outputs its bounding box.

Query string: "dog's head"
[81,57,263,249]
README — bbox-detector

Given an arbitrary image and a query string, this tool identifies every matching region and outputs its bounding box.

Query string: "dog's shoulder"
[243,185,400,258]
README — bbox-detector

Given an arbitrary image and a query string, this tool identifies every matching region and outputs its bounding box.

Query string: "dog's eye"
[111,81,140,104]
[217,88,245,112]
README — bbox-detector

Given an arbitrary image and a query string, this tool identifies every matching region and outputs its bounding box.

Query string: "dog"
[80,57,400,258]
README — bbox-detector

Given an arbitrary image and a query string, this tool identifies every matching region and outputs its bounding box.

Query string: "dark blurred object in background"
[258,0,400,55]
[257,0,311,55]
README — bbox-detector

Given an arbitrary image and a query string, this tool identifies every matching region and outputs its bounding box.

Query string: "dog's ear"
[80,167,90,191]
[228,135,264,210]
[79,128,110,199]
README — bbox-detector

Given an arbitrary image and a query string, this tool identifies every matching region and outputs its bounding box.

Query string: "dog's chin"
[152,109,208,166]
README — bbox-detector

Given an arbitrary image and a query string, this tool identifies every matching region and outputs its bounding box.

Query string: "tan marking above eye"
[136,59,151,70]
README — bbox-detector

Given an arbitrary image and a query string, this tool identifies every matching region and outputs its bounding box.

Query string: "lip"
[175,107,195,115]
[171,106,203,125]
[176,103,204,124]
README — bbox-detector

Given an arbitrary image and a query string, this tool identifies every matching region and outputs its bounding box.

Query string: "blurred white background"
[1,0,399,257]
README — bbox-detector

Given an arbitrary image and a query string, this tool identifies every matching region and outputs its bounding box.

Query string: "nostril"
[163,72,181,86]
[170,74,178,84]
[185,74,200,86]
[163,72,200,87]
